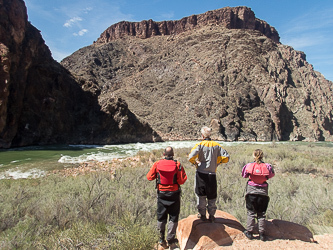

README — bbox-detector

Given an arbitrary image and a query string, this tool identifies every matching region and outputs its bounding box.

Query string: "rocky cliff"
[62,7,333,142]
[96,6,280,44]
[1,1,332,147]
[0,0,158,148]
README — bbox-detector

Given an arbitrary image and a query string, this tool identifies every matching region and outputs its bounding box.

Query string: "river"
[0,141,332,179]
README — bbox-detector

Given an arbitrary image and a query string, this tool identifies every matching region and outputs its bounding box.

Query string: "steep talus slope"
[0,0,158,148]
[62,8,333,141]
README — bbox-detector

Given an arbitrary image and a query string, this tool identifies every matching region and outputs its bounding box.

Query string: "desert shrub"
[0,142,332,247]
[267,172,333,230]
[35,217,157,250]
[108,212,157,250]
[137,149,161,164]
[0,169,157,249]
[182,143,333,233]
[322,209,333,226]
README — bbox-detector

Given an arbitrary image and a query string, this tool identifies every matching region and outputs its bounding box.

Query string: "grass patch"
[0,142,332,248]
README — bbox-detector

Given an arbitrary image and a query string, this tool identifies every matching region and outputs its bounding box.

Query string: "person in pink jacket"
[242,149,275,241]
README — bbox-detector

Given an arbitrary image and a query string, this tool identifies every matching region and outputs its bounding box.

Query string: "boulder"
[176,210,245,249]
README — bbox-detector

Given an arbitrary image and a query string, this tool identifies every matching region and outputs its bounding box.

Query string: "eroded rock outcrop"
[0,0,159,148]
[2,1,332,146]
[62,7,333,142]
[96,7,279,44]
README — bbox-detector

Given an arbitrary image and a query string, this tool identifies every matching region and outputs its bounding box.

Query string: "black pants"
[245,194,270,233]
[157,190,181,222]
[195,171,217,200]
[245,194,270,213]
[157,191,180,243]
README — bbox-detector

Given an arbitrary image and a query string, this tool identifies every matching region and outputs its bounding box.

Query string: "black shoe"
[259,233,266,241]
[168,242,179,250]
[197,213,207,221]
[208,215,215,223]
[158,239,168,248]
[159,232,167,248]
[167,239,179,250]
[244,230,254,240]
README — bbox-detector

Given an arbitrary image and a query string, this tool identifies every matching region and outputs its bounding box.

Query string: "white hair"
[201,126,212,138]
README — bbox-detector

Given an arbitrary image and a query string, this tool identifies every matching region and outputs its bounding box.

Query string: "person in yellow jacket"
[188,126,229,222]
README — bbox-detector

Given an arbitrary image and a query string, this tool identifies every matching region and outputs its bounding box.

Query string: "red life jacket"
[245,162,270,184]
[156,159,180,185]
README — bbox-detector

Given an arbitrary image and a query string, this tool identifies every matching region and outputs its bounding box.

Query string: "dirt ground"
[221,233,333,250]
[154,234,333,249]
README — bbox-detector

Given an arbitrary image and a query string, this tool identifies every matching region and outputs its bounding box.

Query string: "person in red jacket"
[147,146,187,249]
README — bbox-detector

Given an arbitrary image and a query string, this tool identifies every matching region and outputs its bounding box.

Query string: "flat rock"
[176,210,245,249]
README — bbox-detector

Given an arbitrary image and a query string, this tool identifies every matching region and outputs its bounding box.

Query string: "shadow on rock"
[262,219,314,242]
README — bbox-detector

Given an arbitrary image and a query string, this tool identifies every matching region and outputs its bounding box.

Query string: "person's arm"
[177,162,187,185]
[146,162,158,181]
[217,146,230,165]
[242,164,250,178]
[266,163,275,179]
[188,143,201,165]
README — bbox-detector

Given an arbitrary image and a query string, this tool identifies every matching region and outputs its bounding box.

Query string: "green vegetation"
[0,143,332,249]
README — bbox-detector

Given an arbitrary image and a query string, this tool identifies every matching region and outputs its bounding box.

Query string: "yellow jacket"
[188,138,229,173]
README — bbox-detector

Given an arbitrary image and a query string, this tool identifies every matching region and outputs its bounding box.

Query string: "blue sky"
[24,0,333,81]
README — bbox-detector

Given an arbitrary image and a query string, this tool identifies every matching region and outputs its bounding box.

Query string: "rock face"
[96,7,279,44]
[177,210,245,249]
[0,0,158,148]
[62,7,333,142]
[177,211,315,249]
[1,2,333,147]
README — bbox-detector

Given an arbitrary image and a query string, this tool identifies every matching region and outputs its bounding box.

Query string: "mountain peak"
[96,6,280,44]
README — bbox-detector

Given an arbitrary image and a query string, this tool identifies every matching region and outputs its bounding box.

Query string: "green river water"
[0,141,332,179]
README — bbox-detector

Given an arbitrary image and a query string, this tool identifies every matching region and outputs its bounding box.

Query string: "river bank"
[1,141,332,179]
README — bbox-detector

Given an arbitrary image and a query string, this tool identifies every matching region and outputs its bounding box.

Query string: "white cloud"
[281,34,327,50]
[282,8,333,35]
[28,0,135,62]
[64,17,83,28]
[83,7,93,14]
[157,11,175,21]
[280,8,333,51]
[73,29,88,36]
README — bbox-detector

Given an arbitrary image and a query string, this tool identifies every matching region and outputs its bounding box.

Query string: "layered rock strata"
[96,7,279,44]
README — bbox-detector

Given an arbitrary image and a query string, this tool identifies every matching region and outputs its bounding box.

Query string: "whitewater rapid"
[0,140,305,179]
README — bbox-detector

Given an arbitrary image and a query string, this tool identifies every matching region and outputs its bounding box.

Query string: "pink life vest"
[245,162,270,184]
[156,159,180,185]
